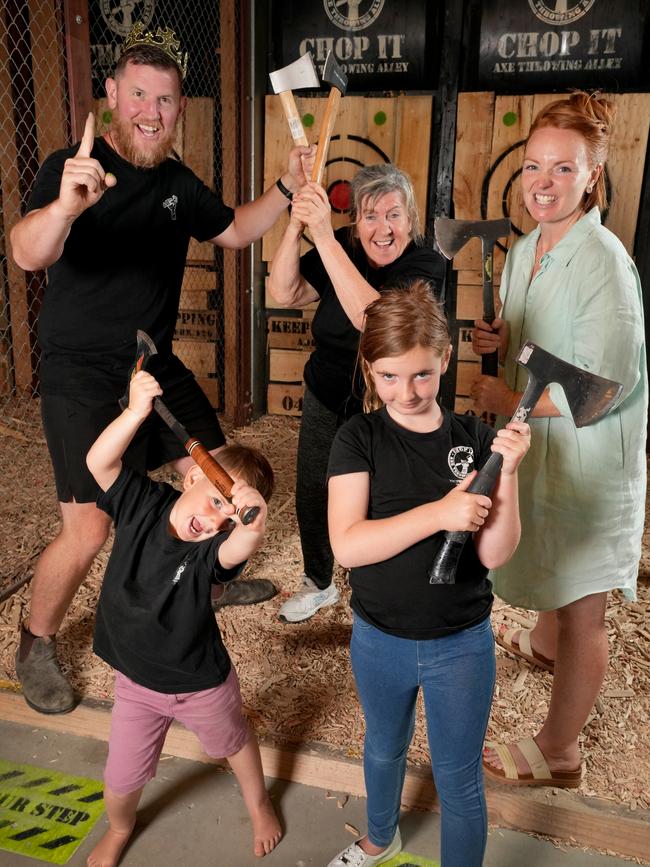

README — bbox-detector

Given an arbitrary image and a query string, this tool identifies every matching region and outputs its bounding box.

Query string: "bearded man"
[9,25,310,714]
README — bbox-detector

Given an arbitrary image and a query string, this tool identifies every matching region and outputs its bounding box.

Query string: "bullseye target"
[323,134,391,214]
[300,133,392,248]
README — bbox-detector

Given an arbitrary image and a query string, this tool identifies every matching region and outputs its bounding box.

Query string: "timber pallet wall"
[263,93,433,416]
[262,89,650,418]
[450,91,650,419]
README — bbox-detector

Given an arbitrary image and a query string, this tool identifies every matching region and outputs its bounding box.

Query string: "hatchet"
[435,217,511,376]
[428,341,623,585]
[269,52,320,147]
[311,51,348,185]
[123,330,260,525]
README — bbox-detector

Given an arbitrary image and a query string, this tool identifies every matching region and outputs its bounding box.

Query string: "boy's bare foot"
[87,824,134,867]
[251,795,282,857]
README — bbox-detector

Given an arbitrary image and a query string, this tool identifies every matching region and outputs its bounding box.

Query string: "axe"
[429,341,623,585]
[311,51,348,185]
[435,217,511,376]
[123,330,260,526]
[269,52,320,147]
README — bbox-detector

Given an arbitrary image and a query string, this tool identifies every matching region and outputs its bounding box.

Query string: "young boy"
[85,370,281,867]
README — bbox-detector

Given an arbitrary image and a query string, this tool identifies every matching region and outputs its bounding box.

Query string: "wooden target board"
[263,93,433,414]
[451,91,650,418]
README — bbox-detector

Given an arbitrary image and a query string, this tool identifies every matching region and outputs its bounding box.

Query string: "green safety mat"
[384,854,439,866]
[0,759,104,864]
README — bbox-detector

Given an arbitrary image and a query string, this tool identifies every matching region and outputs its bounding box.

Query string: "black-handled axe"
[311,51,348,185]
[434,217,511,376]
[428,341,623,585]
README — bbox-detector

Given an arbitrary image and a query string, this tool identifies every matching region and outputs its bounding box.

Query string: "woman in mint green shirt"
[471,92,647,790]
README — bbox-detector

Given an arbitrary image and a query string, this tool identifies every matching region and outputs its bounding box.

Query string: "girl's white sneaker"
[325,828,402,867]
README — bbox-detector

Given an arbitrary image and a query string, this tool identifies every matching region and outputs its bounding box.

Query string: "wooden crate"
[268,348,310,383]
[267,315,314,351]
[267,382,304,416]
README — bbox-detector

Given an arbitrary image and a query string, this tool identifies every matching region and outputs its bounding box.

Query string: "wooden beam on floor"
[0,690,648,861]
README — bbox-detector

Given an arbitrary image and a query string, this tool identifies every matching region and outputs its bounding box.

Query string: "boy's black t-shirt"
[327,407,497,640]
[93,466,241,693]
[300,228,446,417]
[27,138,234,394]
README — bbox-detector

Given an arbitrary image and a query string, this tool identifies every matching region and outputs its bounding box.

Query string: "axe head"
[516,341,623,427]
[119,330,158,409]
[269,52,319,94]
[434,217,511,259]
[321,50,347,94]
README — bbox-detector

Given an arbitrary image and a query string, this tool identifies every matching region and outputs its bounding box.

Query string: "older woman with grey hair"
[269,164,445,623]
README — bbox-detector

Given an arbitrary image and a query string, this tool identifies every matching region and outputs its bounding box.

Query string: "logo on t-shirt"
[163,195,178,220]
[448,446,475,480]
[172,558,189,585]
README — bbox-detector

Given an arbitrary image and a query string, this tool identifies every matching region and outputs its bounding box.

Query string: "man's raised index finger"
[76,112,95,158]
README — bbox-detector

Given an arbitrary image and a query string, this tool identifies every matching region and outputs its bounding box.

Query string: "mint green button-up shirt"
[491,207,647,610]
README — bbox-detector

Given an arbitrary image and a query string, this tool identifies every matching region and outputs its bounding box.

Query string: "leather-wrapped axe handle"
[125,331,260,526]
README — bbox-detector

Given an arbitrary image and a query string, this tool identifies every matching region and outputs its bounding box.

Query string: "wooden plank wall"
[451,91,650,418]
[263,93,433,415]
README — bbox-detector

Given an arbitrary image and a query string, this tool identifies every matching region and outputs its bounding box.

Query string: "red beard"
[109,109,177,168]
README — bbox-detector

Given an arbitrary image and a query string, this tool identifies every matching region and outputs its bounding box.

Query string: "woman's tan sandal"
[496,627,555,674]
[483,737,582,788]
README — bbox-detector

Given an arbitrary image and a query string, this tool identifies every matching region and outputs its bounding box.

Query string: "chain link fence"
[0,0,70,429]
[0,0,241,430]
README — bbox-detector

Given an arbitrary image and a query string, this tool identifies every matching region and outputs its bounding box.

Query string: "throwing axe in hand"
[269,52,320,147]
[428,341,623,585]
[434,217,511,376]
[311,51,348,185]
[122,330,260,525]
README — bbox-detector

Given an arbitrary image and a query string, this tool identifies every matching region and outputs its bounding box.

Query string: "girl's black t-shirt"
[328,407,496,640]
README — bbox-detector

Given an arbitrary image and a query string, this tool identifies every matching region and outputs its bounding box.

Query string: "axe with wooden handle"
[428,341,623,585]
[311,51,348,185]
[269,52,320,147]
[123,330,260,526]
[434,217,511,376]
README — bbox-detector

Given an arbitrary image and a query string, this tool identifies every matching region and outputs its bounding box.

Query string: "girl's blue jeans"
[350,613,496,867]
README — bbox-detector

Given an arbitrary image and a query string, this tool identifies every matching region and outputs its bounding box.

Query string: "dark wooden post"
[63,0,92,143]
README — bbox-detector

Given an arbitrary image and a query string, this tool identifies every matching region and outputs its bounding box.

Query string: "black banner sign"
[478,0,648,91]
[270,0,438,92]
[89,0,218,99]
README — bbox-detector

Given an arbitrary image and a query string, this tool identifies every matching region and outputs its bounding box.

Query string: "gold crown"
[123,22,188,79]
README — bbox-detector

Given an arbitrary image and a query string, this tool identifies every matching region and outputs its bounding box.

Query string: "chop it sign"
[478,0,646,90]
[274,0,432,91]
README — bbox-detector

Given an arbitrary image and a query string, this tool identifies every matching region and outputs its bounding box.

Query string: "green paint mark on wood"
[374,110,387,126]
[503,111,517,127]
[302,113,315,128]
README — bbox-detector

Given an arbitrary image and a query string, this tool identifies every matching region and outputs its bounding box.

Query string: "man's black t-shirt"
[27,138,234,394]
[299,228,446,417]
[93,466,241,693]
[327,407,496,640]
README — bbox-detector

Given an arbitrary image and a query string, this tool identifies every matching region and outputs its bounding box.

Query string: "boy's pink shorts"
[104,666,250,795]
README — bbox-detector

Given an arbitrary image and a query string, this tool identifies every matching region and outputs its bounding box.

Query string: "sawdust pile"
[0,404,648,814]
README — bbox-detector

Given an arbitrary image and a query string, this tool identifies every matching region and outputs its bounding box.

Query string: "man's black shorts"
[41,376,226,503]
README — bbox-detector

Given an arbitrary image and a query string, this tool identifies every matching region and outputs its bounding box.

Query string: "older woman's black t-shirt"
[299,227,445,418]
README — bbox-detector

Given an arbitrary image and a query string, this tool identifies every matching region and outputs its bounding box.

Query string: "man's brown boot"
[15,624,76,714]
